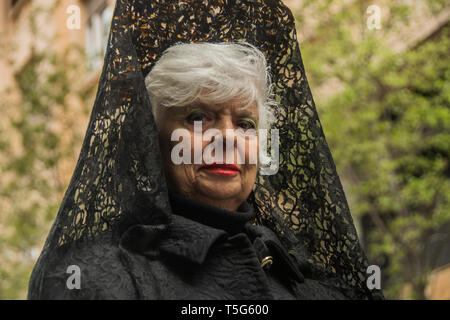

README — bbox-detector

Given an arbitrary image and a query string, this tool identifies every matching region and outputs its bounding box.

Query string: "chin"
[196,181,243,201]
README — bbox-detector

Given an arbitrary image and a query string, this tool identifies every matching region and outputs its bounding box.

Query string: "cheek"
[243,135,259,165]
[164,154,198,195]
[171,164,195,186]
[238,164,257,199]
[243,164,258,182]
[168,139,198,190]
[242,136,258,188]
[157,122,194,189]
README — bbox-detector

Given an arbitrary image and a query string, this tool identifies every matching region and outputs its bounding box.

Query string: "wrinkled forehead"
[179,100,259,117]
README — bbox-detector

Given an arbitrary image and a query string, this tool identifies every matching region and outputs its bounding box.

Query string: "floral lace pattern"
[28,0,382,299]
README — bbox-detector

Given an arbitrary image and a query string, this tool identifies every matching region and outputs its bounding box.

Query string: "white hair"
[144,42,277,129]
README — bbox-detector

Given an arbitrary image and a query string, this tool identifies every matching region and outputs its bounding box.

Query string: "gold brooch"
[260,256,273,269]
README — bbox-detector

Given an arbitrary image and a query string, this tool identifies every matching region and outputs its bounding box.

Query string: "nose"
[205,116,237,164]
[218,116,257,165]
[215,116,235,135]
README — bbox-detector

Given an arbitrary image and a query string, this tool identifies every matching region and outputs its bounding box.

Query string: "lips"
[200,163,240,176]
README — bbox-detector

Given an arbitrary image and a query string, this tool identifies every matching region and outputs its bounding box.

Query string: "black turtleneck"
[167,190,307,300]
[168,190,256,235]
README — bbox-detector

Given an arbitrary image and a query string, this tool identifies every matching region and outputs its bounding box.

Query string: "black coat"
[34,192,349,300]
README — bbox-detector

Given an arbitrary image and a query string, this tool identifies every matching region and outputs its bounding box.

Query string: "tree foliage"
[0,0,448,299]
[0,4,93,299]
[294,0,450,299]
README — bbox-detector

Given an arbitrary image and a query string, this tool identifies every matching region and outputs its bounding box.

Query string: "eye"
[186,110,207,123]
[237,118,257,130]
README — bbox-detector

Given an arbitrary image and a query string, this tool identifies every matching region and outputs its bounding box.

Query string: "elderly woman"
[28,0,381,300]
[147,42,271,211]
[138,42,344,299]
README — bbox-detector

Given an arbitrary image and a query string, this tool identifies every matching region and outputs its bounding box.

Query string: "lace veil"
[28,0,383,299]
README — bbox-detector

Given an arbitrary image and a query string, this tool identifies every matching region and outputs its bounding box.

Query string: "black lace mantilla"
[28,0,383,299]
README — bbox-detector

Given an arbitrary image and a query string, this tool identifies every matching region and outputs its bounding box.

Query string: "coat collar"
[119,191,304,283]
[119,213,229,265]
[119,191,255,265]
[159,214,229,264]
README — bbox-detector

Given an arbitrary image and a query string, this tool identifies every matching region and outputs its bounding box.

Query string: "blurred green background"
[0,0,449,299]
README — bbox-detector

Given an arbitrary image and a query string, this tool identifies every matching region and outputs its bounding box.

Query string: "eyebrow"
[186,102,259,119]
[234,107,258,120]
[182,102,209,112]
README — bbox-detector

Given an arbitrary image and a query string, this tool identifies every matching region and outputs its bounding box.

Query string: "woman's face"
[155,99,259,211]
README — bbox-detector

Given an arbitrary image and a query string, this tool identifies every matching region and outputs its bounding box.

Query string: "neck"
[189,194,242,211]
[168,190,255,234]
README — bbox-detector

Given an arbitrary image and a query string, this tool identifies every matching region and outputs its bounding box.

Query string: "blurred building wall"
[0,0,448,300]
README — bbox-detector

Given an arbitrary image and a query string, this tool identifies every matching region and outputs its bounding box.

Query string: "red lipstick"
[200,163,240,176]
